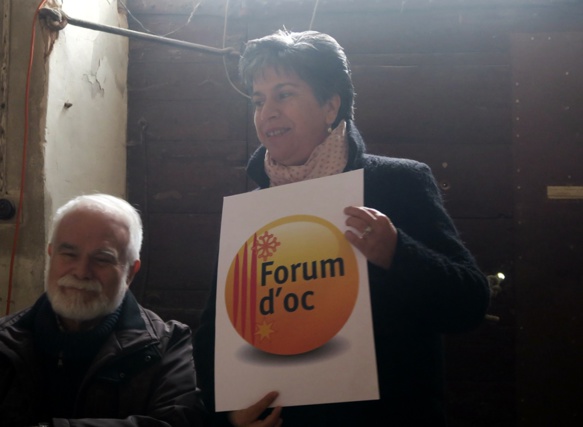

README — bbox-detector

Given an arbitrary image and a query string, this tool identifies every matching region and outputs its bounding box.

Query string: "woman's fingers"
[344,206,397,269]
[229,391,281,427]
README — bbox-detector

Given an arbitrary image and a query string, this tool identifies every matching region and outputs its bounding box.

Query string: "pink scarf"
[264,120,348,187]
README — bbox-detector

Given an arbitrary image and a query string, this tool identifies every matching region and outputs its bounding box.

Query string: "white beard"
[48,274,127,321]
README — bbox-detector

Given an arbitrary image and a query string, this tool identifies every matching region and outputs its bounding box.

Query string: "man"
[0,194,205,426]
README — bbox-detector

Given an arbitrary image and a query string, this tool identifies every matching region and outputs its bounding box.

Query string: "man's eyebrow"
[56,243,118,259]
[91,248,121,261]
[56,243,77,252]
[93,248,118,257]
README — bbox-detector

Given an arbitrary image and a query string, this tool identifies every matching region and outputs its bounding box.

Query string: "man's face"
[46,208,135,323]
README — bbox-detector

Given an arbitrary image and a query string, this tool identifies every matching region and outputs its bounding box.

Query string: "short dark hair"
[239,30,355,128]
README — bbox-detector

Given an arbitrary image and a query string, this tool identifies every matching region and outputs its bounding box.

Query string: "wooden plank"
[445,218,516,427]
[145,140,249,213]
[546,185,583,200]
[145,212,221,290]
[446,380,516,427]
[126,0,583,16]
[349,52,510,67]
[128,15,246,63]
[365,144,514,219]
[248,10,510,54]
[514,261,583,426]
[445,219,517,427]
[351,63,512,145]
[127,98,248,141]
[128,61,243,101]
[244,6,582,55]
[511,31,583,427]
[454,218,515,272]
[515,205,583,271]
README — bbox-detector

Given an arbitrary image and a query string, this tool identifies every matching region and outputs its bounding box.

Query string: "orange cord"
[5,0,48,315]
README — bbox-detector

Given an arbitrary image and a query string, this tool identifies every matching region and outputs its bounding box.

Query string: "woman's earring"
[327,125,332,134]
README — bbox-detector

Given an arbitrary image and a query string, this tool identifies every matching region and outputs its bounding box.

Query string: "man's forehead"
[58,208,127,229]
[55,209,129,245]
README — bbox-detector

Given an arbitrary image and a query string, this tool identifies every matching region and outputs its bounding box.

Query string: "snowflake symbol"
[252,230,281,261]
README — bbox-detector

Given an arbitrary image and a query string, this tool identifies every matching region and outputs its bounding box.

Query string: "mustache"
[57,275,102,292]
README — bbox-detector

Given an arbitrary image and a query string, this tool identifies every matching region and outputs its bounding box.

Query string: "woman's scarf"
[264,120,348,187]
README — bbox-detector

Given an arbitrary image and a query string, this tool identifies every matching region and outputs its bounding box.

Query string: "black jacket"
[0,291,205,427]
[195,121,490,426]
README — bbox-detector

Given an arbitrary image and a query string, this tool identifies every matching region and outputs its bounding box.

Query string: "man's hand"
[228,391,283,427]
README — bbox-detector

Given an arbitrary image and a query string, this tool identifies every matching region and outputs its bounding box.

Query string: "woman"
[194,29,490,427]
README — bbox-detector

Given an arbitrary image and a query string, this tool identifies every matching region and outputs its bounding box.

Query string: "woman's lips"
[265,127,289,137]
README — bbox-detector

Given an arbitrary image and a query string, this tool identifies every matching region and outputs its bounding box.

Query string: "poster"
[215,169,378,411]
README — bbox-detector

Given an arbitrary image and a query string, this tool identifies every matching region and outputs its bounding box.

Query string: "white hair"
[50,194,143,264]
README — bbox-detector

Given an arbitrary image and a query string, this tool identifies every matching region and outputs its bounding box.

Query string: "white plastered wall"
[0,0,128,314]
[45,0,129,210]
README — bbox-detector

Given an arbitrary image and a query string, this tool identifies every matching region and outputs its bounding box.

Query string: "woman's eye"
[252,99,264,108]
[279,92,292,100]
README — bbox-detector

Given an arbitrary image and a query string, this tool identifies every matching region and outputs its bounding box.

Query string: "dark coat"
[0,291,205,427]
[195,121,490,426]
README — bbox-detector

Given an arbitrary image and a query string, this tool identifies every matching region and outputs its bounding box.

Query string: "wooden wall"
[125,1,583,426]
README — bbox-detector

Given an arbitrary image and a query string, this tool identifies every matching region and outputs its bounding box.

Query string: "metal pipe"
[39,7,239,57]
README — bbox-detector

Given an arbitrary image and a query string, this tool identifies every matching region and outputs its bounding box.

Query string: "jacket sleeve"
[368,159,491,333]
[52,321,207,427]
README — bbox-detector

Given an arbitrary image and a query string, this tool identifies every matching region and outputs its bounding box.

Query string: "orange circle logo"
[225,215,359,355]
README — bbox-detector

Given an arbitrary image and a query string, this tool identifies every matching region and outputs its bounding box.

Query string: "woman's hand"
[344,206,397,270]
[228,391,283,427]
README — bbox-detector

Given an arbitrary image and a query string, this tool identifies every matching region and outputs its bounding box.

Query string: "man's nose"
[73,257,92,279]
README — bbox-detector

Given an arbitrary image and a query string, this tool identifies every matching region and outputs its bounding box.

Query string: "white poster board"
[215,169,378,411]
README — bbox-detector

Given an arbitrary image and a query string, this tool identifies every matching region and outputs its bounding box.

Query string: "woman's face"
[251,67,340,166]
